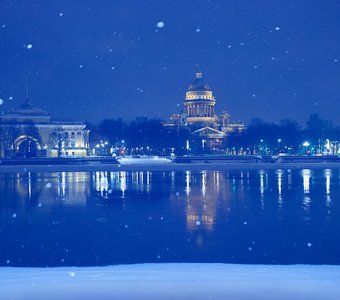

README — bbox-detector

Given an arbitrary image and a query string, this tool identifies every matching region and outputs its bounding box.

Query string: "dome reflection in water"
[0,169,339,267]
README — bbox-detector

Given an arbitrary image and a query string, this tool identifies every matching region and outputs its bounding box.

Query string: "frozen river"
[0,168,340,267]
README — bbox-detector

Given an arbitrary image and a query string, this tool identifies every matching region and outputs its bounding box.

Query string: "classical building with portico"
[0,98,89,158]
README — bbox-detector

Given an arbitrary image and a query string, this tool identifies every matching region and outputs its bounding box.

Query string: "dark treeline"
[227,114,339,155]
[89,113,340,156]
[88,117,190,156]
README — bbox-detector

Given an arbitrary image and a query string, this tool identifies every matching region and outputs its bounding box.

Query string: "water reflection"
[302,169,311,212]
[276,169,283,209]
[1,172,90,208]
[0,168,339,267]
[0,168,337,224]
[185,171,222,232]
[325,169,332,206]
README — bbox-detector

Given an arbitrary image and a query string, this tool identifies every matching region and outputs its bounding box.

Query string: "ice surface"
[0,263,339,300]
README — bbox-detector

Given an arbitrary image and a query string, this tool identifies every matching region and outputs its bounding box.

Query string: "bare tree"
[1,120,21,158]
[50,127,69,158]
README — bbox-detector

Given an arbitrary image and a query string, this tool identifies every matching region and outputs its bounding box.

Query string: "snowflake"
[156,21,165,29]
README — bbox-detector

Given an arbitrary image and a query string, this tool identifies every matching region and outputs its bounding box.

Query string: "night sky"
[0,0,339,125]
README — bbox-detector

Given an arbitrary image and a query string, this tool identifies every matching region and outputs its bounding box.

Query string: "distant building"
[166,71,244,151]
[0,98,90,158]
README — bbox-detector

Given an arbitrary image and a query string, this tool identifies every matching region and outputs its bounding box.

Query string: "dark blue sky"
[0,0,339,125]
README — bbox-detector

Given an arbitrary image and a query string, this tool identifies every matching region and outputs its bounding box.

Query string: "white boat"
[117,156,172,165]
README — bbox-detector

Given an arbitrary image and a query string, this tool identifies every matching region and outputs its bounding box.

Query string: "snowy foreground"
[1,264,340,300]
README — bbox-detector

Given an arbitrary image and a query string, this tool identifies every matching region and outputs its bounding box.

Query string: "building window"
[77,131,82,135]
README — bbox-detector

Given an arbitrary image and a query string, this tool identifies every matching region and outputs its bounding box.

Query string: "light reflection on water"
[0,168,339,266]
[1,169,337,217]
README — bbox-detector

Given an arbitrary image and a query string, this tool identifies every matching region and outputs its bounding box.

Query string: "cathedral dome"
[187,72,211,92]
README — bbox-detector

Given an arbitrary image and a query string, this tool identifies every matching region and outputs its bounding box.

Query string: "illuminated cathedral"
[167,71,244,151]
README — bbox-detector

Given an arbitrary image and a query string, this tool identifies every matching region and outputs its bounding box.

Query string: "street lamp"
[277,138,282,154]
[302,141,310,155]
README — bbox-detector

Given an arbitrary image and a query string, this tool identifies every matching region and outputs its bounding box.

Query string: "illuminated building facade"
[167,71,244,151]
[184,72,217,126]
[0,98,90,158]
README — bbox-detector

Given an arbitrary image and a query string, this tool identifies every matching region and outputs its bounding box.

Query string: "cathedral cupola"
[184,72,217,125]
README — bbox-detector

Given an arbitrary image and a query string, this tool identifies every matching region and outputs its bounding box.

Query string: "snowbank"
[1,263,339,300]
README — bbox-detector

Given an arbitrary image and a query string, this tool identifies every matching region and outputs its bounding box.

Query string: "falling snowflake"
[26,44,33,49]
[195,28,201,33]
[156,21,165,28]
[307,242,312,247]
[46,183,52,189]
[59,12,63,17]
[0,99,3,105]
[68,271,76,277]
[275,26,280,31]
[196,220,201,226]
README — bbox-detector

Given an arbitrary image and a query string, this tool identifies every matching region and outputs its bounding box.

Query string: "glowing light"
[325,169,331,195]
[185,171,191,195]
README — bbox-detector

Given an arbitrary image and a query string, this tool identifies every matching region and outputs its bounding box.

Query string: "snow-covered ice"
[0,263,339,300]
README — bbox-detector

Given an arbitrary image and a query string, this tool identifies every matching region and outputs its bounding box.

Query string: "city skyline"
[0,0,340,125]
